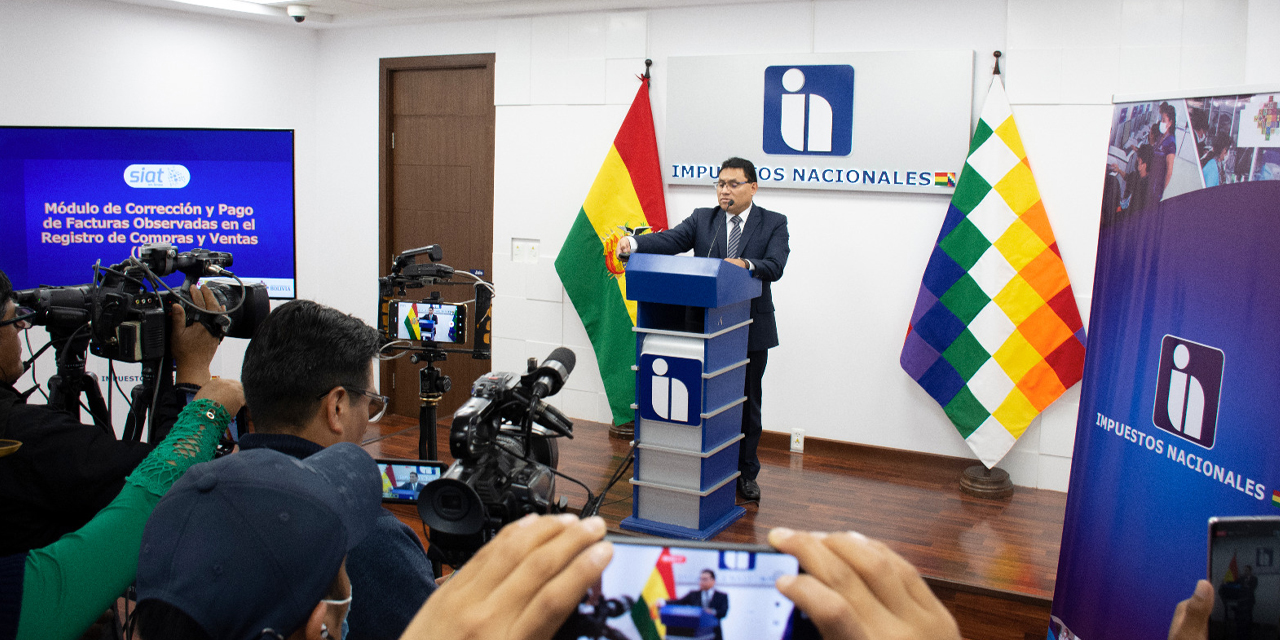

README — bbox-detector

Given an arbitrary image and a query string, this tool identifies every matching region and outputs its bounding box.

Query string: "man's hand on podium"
[724,258,748,269]
[615,237,635,259]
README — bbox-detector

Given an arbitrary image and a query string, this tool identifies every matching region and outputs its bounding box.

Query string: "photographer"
[237,299,438,639]
[0,268,224,556]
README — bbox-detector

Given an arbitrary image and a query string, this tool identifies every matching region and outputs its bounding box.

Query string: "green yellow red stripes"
[556,75,668,425]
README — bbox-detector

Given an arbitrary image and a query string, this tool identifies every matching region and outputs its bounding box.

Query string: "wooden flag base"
[609,421,635,440]
[959,464,1013,499]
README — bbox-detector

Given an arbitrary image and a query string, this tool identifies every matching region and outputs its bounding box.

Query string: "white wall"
[4,0,1277,489]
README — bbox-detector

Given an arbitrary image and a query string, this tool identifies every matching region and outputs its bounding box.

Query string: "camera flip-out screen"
[0,127,297,298]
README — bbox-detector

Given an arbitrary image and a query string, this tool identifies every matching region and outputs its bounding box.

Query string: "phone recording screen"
[393,301,463,344]
[1208,517,1280,640]
[556,538,819,640]
[378,462,443,502]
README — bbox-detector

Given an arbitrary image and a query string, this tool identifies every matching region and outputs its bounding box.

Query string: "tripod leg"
[419,401,438,460]
[80,372,113,437]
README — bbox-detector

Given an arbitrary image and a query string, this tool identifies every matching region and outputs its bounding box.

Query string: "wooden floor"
[362,414,1064,640]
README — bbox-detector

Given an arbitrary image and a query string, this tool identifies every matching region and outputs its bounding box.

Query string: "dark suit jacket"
[675,588,729,621]
[634,203,790,351]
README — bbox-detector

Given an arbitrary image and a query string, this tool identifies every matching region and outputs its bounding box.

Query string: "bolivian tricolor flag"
[629,547,676,640]
[403,303,421,340]
[555,74,668,425]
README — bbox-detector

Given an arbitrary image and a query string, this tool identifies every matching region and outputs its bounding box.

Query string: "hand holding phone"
[768,528,960,640]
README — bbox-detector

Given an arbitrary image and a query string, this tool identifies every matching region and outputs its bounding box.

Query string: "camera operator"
[0,377,243,640]
[0,268,225,556]
[236,299,437,640]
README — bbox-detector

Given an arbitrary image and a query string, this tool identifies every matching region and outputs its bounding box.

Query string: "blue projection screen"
[0,127,296,298]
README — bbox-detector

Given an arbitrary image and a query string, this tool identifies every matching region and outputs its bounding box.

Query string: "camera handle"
[412,352,452,460]
[45,327,112,434]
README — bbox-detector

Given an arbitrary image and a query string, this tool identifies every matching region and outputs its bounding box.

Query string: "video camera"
[13,243,269,441]
[418,348,577,568]
[16,243,269,362]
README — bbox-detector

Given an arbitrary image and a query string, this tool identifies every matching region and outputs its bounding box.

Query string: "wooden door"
[380,54,495,426]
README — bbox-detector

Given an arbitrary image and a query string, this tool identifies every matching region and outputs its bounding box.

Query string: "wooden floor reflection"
[362,415,1063,640]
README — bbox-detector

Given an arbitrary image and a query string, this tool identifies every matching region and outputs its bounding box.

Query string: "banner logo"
[124,164,190,189]
[637,355,701,425]
[1152,335,1224,449]
[763,65,854,156]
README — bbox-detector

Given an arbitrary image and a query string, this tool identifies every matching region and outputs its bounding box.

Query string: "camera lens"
[418,478,485,535]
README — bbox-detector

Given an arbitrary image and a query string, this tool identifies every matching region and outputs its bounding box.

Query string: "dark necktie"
[727,215,742,259]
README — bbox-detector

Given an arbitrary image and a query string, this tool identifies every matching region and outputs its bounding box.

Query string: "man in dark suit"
[617,157,790,502]
[399,471,425,492]
[673,569,730,640]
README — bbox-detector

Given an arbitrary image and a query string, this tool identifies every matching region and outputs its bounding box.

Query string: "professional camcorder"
[14,243,269,441]
[16,243,269,362]
[418,348,577,567]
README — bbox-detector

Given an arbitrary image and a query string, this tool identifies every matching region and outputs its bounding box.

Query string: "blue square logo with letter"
[637,355,702,425]
[762,65,854,156]
[1152,335,1224,449]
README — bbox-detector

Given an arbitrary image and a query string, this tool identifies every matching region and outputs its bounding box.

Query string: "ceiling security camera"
[286,4,309,23]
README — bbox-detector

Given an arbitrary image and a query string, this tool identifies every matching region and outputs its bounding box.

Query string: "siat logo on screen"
[1152,335,1225,449]
[762,65,854,156]
[123,164,191,189]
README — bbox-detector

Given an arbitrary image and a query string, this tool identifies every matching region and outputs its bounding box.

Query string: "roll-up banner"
[1050,88,1280,640]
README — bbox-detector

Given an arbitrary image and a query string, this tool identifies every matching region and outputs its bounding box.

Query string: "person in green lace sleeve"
[0,377,244,640]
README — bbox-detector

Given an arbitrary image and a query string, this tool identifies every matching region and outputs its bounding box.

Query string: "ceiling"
[109,0,754,28]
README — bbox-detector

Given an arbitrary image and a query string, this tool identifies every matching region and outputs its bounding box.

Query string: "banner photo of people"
[1051,89,1280,640]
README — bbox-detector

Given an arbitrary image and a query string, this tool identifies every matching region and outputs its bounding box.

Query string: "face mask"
[319,586,352,640]
[1159,122,1169,134]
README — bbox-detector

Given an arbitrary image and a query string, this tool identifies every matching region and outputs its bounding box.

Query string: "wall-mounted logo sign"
[1152,335,1224,449]
[665,51,973,194]
[763,65,854,156]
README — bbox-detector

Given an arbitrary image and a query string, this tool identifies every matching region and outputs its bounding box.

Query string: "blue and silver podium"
[620,253,760,540]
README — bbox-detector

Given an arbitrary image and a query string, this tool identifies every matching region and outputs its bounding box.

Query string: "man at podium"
[671,569,730,640]
[616,157,790,503]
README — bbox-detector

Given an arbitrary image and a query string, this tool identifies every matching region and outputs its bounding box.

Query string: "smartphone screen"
[556,536,819,640]
[391,301,465,344]
[376,459,446,503]
[1208,516,1280,640]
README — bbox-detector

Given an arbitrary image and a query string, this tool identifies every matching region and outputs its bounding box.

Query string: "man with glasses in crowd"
[616,157,790,503]
[238,299,437,639]
[0,268,223,556]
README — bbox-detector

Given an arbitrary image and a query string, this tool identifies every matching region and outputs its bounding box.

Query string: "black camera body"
[15,243,269,363]
[418,366,574,567]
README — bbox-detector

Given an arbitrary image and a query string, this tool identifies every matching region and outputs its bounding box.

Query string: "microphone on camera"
[527,347,576,400]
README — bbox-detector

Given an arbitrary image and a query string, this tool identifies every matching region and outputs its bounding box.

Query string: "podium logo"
[124,164,190,189]
[762,65,854,156]
[638,355,701,425]
[1152,335,1224,449]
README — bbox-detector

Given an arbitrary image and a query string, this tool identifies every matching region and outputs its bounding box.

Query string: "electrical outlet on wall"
[511,238,540,264]
[790,428,805,453]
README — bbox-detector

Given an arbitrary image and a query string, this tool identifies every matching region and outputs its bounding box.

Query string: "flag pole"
[958,49,1016,500]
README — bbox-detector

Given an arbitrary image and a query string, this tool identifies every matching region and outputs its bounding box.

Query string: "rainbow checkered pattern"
[901,77,1086,468]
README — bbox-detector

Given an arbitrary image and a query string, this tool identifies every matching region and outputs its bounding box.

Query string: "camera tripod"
[411,348,452,460]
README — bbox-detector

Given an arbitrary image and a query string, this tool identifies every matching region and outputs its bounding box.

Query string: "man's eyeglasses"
[0,307,35,331]
[316,386,390,422]
[716,180,751,190]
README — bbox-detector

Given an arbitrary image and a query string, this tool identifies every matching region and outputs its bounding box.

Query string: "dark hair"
[1159,102,1176,127]
[1136,144,1154,167]
[242,300,382,433]
[1212,134,1231,157]
[720,157,757,184]
[132,600,214,640]
[0,268,12,303]
[701,569,716,580]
